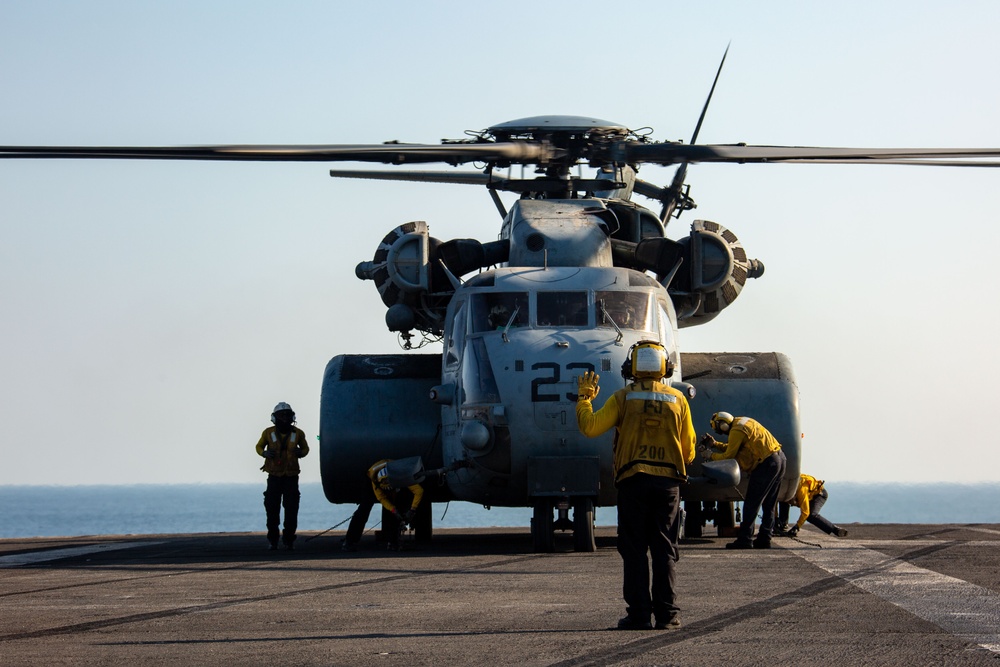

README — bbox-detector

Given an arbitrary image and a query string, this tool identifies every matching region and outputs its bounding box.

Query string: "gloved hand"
[264,450,276,459]
[577,371,600,401]
[787,525,799,537]
[295,446,306,458]
[699,433,715,447]
[402,509,416,524]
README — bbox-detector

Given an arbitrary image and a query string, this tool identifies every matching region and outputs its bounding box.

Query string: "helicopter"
[5,68,1000,552]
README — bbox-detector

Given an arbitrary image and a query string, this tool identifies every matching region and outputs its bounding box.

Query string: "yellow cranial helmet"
[710,411,734,434]
[622,340,673,380]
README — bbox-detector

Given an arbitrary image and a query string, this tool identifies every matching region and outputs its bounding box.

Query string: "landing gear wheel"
[716,500,736,536]
[573,497,596,552]
[531,498,554,553]
[684,500,703,539]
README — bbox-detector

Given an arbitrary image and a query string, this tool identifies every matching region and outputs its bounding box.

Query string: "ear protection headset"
[620,340,675,380]
[710,411,734,434]
[271,402,295,424]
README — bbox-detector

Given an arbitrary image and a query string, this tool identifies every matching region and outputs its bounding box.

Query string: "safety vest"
[612,381,694,484]
[259,427,305,476]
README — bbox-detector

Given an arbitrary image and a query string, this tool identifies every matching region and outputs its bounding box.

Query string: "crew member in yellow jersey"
[577,341,696,631]
[342,458,425,552]
[255,402,309,551]
[781,473,848,538]
[701,412,786,549]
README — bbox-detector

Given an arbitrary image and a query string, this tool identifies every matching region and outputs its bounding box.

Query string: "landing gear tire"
[531,498,554,553]
[573,497,596,553]
[684,500,703,539]
[716,500,736,536]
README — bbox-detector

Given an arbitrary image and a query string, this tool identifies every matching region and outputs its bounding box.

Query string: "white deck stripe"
[0,541,165,568]
[787,533,1000,653]
[966,527,1000,537]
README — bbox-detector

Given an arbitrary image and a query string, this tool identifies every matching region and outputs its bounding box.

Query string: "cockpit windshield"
[596,291,654,332]
[537,291,588,327]
[470,292,528,333]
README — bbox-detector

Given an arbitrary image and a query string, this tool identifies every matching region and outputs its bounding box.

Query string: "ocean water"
[1,481,998,539]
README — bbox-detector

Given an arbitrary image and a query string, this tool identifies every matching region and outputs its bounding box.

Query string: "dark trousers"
[777,502,790,528]
[345,500,375,545]
[739,450,786,541]
[263,475,300,546]
[616,474,682,622]
[344,489,414,547]
[805,489,840,534]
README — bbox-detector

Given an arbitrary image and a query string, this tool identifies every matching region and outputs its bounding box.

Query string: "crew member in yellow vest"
[781,474,848,538]
[701,413,785,550]
[255,402,309,550]
[342,458,425,552]
[577,341,696,631]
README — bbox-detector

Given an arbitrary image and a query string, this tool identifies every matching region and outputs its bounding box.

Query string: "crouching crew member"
[577,341,696,631]
[780,473,848,538]
[701,412,786,550]
[256,402,309,551]
[342,458,425,551]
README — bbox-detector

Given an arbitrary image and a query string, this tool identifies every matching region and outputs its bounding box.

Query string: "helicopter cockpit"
[463,289,667,335]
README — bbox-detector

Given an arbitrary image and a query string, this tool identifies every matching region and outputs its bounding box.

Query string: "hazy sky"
[2,1,999,487]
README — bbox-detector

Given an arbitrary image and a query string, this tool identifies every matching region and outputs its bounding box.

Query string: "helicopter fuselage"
[438,264,679,508]
[320,194,800,550]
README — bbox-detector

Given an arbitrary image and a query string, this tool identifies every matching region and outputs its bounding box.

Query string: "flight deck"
[1,525,998,666]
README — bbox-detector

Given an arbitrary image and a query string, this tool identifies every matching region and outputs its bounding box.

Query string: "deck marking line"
[790,534,1000,654]
[0,541,166,568]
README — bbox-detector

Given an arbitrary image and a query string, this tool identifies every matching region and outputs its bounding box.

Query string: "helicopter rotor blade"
[0,142,560,165]
[633,178,671,201]
[623,143,1000,166]
[749,158,1000,167]
[660,43,730,223]
[6,139,1000,170]
[328,168,499,185]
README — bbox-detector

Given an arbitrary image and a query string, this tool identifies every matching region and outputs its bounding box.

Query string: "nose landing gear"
[531,496,596,552]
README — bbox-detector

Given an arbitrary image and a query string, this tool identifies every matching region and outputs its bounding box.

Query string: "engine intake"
[671,220,764,327]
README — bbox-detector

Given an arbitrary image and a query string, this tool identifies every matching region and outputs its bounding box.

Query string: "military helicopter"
[5,67,1000,552]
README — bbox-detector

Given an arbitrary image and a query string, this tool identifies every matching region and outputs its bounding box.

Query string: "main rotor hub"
[486,115,630,140]
[483,115,633,168]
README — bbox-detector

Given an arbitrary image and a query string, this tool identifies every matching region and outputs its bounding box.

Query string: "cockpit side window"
[470,292,528,333]
[461,337,501,404]
[537,291,588,327]
[596,291,654,332]
[446,299,468,367]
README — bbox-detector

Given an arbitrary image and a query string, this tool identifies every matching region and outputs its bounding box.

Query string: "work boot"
[753,536,772,549]
[725,538,753,550]
[835,527,849,537]
[340,539,357,552]
[616,616,652,631]
[268,540,278,551]
[654,614,681,629]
